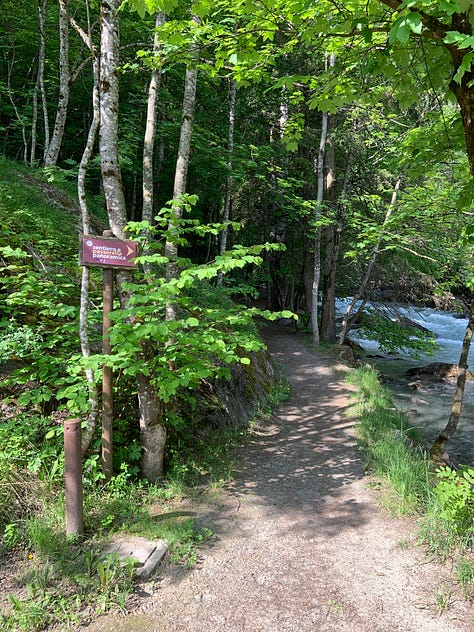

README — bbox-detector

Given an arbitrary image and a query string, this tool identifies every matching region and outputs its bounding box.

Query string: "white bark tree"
[217,78,237,286]
[165,15,200,320]
[143,12,165,226]
[311,52,334,347]
[142,11,165,275]
[311,103,329,346]
[99,0,166,482]
[73,0,100,454]
[43,0,70,167]
[31,0,48,166]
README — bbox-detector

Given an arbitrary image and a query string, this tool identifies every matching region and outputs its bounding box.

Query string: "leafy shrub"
[434,466,474,537]
[358,308,437,357]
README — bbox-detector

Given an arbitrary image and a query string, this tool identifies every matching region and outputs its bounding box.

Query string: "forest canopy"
[1,0,474,478]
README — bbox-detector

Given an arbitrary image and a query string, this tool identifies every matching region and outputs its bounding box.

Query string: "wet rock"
[394,316,434,335]
[406,362,474,381]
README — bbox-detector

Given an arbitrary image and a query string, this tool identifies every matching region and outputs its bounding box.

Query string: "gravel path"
[83,325,473,632]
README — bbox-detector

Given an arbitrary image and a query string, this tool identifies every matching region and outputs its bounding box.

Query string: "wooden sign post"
[80,231,137,480]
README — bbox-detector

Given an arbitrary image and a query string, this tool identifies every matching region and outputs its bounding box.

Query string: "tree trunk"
[320,119,337,342]
[143,12,165,226]
[322,146,352,341]
[165,15,200,319]
[311,53,334,346]
[99,0,127,238]
[142,12,165,274]
[311,107,328,346]
[43,0,69,167]
[31,0,48,166]
[338,173,402,345]
[99,0,165,481]
[430,305,474,461]
[6,52,28,164]
[217,78,237,286]
[137,372,166,480]
[76,2,100,454]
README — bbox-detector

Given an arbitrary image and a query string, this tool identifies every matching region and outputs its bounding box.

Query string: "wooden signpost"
[63,230,138,532]
[80,231,137,481]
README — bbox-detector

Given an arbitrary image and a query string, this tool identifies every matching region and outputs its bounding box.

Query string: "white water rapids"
[336,300,474,465]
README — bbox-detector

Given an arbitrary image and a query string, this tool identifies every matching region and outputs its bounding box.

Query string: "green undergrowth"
[0,378,289,631]
[348,365,474,601]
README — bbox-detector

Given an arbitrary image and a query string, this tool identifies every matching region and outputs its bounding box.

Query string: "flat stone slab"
[103,535,168,580]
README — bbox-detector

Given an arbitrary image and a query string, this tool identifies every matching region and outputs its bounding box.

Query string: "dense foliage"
[3,2,474,625]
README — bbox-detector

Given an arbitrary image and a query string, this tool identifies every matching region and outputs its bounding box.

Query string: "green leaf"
[445,31,474,50]
[453,51,474,83]
[389,13,423,45]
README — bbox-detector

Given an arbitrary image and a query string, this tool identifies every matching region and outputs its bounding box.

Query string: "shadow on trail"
[152,324,374,590]
[222,324,369,539]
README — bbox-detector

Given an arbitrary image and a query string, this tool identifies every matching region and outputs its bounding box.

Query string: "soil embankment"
[82,324,473,632]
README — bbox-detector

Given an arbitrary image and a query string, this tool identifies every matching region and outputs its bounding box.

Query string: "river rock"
[405,362,474,381]
[394,316,434,335]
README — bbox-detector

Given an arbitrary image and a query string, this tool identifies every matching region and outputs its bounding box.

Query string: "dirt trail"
[83,325,473,632]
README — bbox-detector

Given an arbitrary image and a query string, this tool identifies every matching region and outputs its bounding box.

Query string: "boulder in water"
[405,362,474,381]
[394,316,434,336]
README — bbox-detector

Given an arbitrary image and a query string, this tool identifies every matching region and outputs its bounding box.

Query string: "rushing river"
[336,300,474,466]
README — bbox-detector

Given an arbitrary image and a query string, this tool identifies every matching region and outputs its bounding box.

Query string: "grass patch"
[1,373,288,630]
[349,364,474,601]
[348,366,428,515]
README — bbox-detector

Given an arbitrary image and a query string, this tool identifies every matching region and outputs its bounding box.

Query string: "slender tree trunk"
[99,0,165,481]
[165,16,200,319]
[142,12,165,274]
[44,0,69,167]
[143,12,165,225]
[76,2,100,454]
[311,53,334,346]
[321,145,352,341]
[6,52,28,164]
[99,0,127,237]
[31,82,38,166]
[320,120,336,341]
[217,78,237,286]
[31,1,48,165]
[311,108,328,346]
[431,305,474,460]
[338,173,402,345]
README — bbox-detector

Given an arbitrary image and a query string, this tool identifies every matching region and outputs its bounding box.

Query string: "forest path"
[83,324,472,632]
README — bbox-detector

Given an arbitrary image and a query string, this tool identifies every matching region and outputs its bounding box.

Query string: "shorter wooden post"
[64,418,83,537]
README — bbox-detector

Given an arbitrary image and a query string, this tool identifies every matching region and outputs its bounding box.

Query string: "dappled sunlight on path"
[84,324,473,632]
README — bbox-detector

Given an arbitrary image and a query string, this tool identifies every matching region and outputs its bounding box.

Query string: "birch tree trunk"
[142,12,165,274]
[99,0,127,237]
[43,0,69,167]
[217,78,236,286]
[74,2,100,454]
[311,53,334,346]
[31,0,48,166]
[6,52,28,163]
[99,0,165,481]
[431,305,474,461]
[338,173,402,345]
[165,16,200,320]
